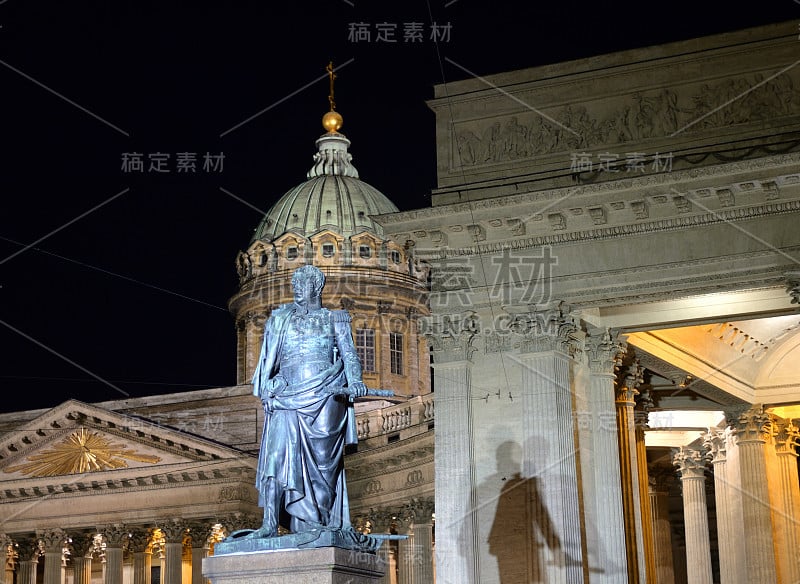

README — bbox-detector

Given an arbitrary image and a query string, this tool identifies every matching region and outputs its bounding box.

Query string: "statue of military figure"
[248,265,376,550]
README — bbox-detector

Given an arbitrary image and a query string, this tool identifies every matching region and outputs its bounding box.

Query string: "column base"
[202,547,385,584]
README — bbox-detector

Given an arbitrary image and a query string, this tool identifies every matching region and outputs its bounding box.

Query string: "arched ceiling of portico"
[627,313,800,404]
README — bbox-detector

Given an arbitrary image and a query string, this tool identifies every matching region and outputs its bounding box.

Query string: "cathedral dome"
[251,131,399,242]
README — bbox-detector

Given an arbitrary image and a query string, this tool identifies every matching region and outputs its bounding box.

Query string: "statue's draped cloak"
[252,305,357,530]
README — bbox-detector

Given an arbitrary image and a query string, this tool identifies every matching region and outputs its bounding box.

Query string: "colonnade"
[1,509,436,584]
[671,407,800,584]
[0,517,252,584]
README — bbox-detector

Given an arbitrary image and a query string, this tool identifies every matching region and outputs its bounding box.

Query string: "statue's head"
[292,265,325,308]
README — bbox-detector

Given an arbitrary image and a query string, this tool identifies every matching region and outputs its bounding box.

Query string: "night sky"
[1,1,798,413]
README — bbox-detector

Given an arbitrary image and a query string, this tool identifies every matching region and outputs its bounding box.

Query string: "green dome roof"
[251,132,399,243]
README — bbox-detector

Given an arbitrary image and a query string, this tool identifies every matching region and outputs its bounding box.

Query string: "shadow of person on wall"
[485,439,560,583]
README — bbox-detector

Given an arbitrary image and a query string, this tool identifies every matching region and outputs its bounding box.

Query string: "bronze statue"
[234,265,382,552]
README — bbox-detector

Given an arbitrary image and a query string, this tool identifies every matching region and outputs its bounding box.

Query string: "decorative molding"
[375,153,800,226]
[0,465,256,502]
[411,199,800,259]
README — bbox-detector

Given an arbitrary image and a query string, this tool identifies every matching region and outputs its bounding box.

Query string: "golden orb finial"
[323,61,343,133]
[322,110,343,133]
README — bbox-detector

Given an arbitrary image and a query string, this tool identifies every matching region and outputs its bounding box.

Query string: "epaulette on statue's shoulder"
[331,309,352,323]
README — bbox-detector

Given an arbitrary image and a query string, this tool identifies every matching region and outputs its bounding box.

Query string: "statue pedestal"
[202,547,385,584]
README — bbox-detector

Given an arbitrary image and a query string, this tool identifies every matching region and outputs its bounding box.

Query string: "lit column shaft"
[672,447,712,584]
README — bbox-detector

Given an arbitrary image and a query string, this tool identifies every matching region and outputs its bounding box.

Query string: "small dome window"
[286,246,299,260]
[322,243,335,258]
[389,250,401,264]
[358,245,372,259]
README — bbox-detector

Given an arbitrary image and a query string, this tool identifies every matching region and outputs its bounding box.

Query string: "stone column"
[635,388,656,584]
[0,535,15,584]
[585,328,628,583]
[38,529,65,584]
[405,499,434,584]
[616,360,646,584]
[703,427,743,584]
[69,533,96,584]
[773,418,800,584]
[15,537,40,584]
[99,525,128,584]
[425,321,478,584]
[514,305,585,583]
[647,470,675,584]
[367,509,395,584]
[128,528,153,584]
[397,516,413,584]
[159,521,187,584]
[672,447,712,584]
[730,406,778,583]
[187,522,212,584]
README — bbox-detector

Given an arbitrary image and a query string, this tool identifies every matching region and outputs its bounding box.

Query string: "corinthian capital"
[98,524,129,548]
[615,359,643,404]
[508,301,584,356]
[731,404,773,443]
[157,519,188,544]
[68,532,97,558]
[585,327,625,375]
[14,538,40,562]
[36,529,66,553]
[673,446,707,480]
[785,271,800,304]
[127,528,154,553]
[703,427,728,464]
[422,311,479,363]
[774,418,800,455]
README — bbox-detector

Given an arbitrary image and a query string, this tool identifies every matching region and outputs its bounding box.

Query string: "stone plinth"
[202,547,385,584]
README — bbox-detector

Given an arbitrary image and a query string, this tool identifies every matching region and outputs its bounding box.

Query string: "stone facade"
[375,21,800,584]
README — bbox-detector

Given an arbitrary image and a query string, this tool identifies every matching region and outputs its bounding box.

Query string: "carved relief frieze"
[453,69,800,169]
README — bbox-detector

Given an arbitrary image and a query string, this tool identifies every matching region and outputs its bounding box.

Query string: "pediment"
[0,399,254,482]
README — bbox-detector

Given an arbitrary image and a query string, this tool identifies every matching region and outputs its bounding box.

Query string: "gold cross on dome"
[327,61,336,111]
